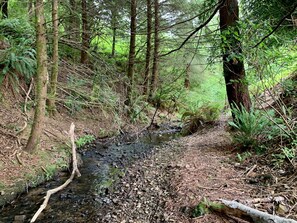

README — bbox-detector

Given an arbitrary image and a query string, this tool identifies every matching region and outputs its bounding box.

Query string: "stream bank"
[4,121,291,223]
[0,124,181,223]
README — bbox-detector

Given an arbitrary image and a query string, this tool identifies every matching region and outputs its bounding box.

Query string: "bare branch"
[161,0,226,57]
[253,3,297,48]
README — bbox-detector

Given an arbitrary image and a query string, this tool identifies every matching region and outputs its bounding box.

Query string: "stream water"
[0,125,181,223]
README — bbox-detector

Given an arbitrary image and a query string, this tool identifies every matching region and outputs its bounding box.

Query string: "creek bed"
[0,126,181,223]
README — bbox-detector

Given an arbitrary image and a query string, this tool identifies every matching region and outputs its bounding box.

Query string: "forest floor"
[1,70,296,222]
[0,88,138,207]
[1,104,297,222]
[95,118,297,223]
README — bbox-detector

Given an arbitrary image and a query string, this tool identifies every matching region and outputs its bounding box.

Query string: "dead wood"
[30,123,81,223]
[210,199,297,223]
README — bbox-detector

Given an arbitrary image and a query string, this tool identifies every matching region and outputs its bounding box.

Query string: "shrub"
[75,135,95,148]
[228,105,286,151]
[181,103,221,135]
[0,19,36,89]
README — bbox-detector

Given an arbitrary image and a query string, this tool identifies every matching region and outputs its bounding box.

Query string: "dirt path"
[92,123,257,223]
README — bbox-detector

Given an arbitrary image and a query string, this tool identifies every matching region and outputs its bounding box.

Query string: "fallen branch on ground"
[210,199,297,223]
[30,123,81,223]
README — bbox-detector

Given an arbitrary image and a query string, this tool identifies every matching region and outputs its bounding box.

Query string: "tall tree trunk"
[143,0,152,97]
[184,63,190,89]
[126,0,137,105]
[47,0,59,117]
[81,0,89,64]
[219,0,251,117]
[68,0,80,42]
[1,0,8,19]
[111,8,117,57]
[149,0,159,99]
[25,0,48,152]
[111,27,116,57]
[28,0,33,19]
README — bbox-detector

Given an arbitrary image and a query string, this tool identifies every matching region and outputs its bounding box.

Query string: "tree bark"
[25,0,48,152]
[184,63,190,89]
[47,0,59,117]
[81,0,89,64]
[28,0,33,19]
[211,199,297,223]
[126,0,137,105]
[219,0,251,117]
[1,0,8,19]
[149,0,159,100]
[111,8,117,57]
[143,0,152,97]
[68,0,80,42]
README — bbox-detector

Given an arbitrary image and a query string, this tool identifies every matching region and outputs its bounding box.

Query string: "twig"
[0,128,18,139]
[246,164,257,177]
[30,123,81,223]
[147,105,159,130]
[24,78,34,119]
[161,0,226,57]
[197,184,220,190]
[16,121,28,135]
[253,3,297,48]
[16,152,23,166]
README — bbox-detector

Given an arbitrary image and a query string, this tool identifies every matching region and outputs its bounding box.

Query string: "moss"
[0,145,72,207]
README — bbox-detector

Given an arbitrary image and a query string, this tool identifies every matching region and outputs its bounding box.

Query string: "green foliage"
[0,19,36,88]
[242,0,295,29]
[237,151,252,162]
[0,18,33,39]
[192,202,209,218]
[192,199,224,218]
[0,43,36,84]
[281,77,297,97]
[181,103,221,135]
[75,135,95,148]
[43,164,58,180]
[128,95,150,123]
[229,105,286,151]
[65,95,83,114]
[272,140,296,167]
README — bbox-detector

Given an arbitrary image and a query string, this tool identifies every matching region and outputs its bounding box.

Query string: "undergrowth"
[181,103,221,135]
[229,105,287,151]
[0,18,36,90]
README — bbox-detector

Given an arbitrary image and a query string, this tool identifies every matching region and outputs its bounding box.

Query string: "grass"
[248,45,297,94]
[178,63,226,116]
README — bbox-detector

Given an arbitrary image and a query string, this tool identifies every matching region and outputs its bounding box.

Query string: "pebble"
[13,215,26,223]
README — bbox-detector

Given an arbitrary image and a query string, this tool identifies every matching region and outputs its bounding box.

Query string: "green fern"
[0,18,36,89]
[229,105,286,150]
[181,103,221,135]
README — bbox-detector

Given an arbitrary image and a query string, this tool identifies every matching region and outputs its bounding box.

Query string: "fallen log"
[30,123,81,223]
[210,199,297,223]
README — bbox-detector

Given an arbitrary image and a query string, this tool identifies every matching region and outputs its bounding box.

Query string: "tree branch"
[253,3,297,48]
[160,2,220,32]
[161,0,226,57]
[30,123,81,222]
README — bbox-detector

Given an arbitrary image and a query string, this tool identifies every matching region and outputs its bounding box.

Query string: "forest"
[0,0,296,222]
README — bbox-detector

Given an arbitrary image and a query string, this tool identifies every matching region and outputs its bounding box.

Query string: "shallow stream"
[0,125,181,223]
